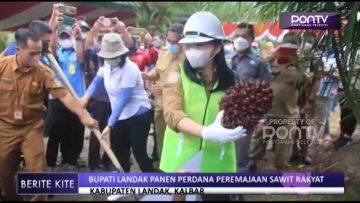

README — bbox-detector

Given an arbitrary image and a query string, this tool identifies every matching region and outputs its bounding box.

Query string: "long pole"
[47,53,123,172]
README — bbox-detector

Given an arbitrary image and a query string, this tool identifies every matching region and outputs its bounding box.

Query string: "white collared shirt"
[97,58,151,121]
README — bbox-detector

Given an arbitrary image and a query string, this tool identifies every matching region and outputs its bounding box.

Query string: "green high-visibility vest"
[159,65,236,173]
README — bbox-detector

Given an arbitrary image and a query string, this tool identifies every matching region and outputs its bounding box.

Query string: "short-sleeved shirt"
[130,49,151,72]
[269,62,300,119]
[148,48,185,112]
[148,47,159,66]
[231,53,272,84]
[0,55,65,126]
[97,58,151,121]
[50,47,85,99]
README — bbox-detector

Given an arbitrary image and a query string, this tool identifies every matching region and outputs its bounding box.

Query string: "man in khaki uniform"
[249,63,301,171]
[142,23,185,168]
[249,32,301,171]
[0,28,98,201]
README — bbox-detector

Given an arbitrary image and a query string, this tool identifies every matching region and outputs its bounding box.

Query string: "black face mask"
[42,41,50,54]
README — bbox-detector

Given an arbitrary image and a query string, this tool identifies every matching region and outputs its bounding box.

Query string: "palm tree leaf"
[344,3,360,78]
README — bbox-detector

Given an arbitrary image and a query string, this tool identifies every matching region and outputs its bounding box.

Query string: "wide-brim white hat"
[97,33,129,59]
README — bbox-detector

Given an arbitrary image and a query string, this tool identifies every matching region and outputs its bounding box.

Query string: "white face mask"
[80,32,88,40]
[105,57,122,67]
[233,36,250,52]
[59,39,74,49]
[153,40,162,49]
[185,48,214,69]
[303,42,313,53]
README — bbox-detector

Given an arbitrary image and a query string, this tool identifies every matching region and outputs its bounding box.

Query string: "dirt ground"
[44,106,360,201]
[244,106,360,201]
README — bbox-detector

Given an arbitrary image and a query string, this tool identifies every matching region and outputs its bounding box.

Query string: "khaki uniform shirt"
[269,60,300,119]
[0,56,64,126]
[149,48,185,112]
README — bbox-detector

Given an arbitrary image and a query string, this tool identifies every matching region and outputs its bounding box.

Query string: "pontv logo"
[261,118,323,146]
[280,12,341,29]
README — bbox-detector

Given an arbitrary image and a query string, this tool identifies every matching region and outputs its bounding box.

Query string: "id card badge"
[69,64,76,75]
[14,107,23,120]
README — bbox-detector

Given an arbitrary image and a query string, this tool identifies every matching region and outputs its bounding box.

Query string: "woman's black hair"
[118,54,127,68]
[183,40,236,92]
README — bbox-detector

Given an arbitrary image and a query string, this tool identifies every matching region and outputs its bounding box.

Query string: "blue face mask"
[166,41,180,55]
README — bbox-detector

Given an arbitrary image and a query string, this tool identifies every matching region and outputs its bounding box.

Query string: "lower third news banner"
[17,173,344,195]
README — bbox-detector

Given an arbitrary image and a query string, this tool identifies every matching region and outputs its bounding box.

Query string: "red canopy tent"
[0,2,136,32]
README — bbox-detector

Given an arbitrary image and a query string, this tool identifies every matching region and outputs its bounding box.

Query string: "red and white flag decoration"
[222,21,303,43]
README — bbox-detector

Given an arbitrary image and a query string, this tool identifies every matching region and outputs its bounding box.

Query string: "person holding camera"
[46,17,87,171]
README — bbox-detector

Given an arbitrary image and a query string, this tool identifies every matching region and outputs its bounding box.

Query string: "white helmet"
[179,11,225,44]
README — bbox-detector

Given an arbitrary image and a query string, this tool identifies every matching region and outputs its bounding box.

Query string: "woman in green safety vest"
[160,11,247,201]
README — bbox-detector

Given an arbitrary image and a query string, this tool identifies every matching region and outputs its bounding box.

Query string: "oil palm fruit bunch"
[219,79,273,129]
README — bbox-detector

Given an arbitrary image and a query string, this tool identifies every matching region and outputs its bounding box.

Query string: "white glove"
[201,110,247,143]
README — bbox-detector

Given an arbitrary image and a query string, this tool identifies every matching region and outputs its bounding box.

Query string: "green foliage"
[255,1,360,123]
[171,2,258,22]
[123,2,175,34]
[252,2,341,22]
[330,2,360,121]
[0,32,13,52]
[123,2,263,34]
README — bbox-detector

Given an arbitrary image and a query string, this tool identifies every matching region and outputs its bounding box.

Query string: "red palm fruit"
[220,79,273,129]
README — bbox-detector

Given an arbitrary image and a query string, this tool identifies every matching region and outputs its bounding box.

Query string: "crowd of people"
[0,4,356,201]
